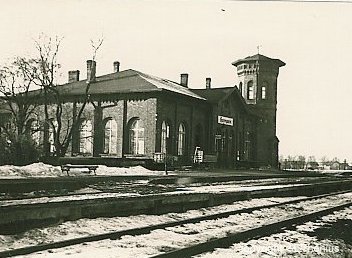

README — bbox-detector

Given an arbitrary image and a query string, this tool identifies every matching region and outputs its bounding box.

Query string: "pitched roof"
[45,69,206,101]
[190,87,234,104]
[191,87,261,117]
[232,54,285,67]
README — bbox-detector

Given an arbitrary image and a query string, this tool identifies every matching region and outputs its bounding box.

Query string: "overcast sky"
[1,0,352,161]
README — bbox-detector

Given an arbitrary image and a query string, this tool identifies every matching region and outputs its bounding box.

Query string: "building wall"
[255,66,280,167]
[98,98,157,159]
[156,94,209,163]
[210,92,257,168]
[125,98,157,158]
[101,101,124,157]
[27,98,158,159]
[236,61,282,167]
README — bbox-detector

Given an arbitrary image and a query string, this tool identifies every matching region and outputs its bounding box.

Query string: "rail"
[0,190,350,258]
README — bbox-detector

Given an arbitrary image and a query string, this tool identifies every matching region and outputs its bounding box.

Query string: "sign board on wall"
[217,115,233,126]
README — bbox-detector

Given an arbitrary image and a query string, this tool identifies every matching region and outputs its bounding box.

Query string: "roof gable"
[191,87,251,112]
[190,87,234,104]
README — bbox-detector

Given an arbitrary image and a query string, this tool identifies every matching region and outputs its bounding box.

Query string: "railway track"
[1,179,351,235]
[0,190,351,258]
[151,202,352,258]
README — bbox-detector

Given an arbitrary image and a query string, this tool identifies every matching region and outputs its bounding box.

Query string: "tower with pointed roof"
[232,54,285,167]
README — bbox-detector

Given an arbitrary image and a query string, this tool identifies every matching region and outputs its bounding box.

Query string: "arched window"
[129,118,144,155]
[79,119,93,154]
[247,81,254,100]
[104,118,117,154]
[177,123,186,156]
[27,119,41,144]
[261,82,267,100]
[48,120,58,154]
[161,121,170,154]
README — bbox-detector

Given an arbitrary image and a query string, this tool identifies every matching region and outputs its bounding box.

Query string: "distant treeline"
[279,155,350,170]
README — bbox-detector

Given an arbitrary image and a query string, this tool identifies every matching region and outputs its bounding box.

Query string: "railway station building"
[1,54,285,168]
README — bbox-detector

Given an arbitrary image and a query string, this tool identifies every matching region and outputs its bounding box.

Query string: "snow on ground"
[286,168,352,175]
[0,192,142,206]
[0,163,62,177]
[198,207,352,258]
[0,183,307,207]
[0,163,164,178]
[165,183,308,194]
[3,193,352,257]
[0,196,301,252]
[95,165,164,176]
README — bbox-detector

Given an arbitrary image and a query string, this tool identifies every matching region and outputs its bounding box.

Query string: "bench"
[192,154,217,169]
[203,154,218,164]
[61,164,98,176]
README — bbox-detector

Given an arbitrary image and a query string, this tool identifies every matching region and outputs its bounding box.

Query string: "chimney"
[68,70,80,83]
[86,60,96,82]
[206,77,211,89]
[113,61,120,73]
[180,73,188,87]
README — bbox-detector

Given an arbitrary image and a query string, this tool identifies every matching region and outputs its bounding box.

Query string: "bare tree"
[0,57,41,164]
[307,155,316,163]
[297,155,306,169]
[29,35,104,158]
[0,34,104,163]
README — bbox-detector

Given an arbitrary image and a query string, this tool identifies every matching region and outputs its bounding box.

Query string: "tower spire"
[257,45,262,55]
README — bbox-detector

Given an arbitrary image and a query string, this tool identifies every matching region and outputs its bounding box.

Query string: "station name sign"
[217,115,233,126]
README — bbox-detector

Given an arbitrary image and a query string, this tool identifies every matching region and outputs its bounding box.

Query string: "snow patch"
[0,163,62,177]
[0,163,163,178]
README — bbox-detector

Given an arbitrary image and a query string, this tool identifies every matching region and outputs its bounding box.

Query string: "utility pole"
[164,149,168,175]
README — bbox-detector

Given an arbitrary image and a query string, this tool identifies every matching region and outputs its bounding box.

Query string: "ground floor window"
[177,123,186,155]
[79,119,93,154]
[48,120,58,154]
[104,118,117,154]
[27,119,41,144]
[161,121,170,154]
[129,118,144,155]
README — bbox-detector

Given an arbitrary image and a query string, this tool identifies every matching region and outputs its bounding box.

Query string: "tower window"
[261,86,266,99]
[247,81,254,100]
[239,82,243,94]
[261,82,268,100]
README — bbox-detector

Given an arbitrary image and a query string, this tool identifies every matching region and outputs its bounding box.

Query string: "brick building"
[2,54,285,168]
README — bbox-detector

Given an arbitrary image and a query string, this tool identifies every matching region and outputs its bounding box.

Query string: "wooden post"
[122,99,128,158]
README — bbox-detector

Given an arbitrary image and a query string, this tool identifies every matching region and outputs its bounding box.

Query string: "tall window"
[49,120,58,154]
[177,123,186,156]
[261,82,267,100]
[129,118,144,155]
[79,120,93,154]
[27,119,41,144]
[161,121,170,154]
[239,82,243,95]
[104,118,117,154]
[247,81,254,100]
